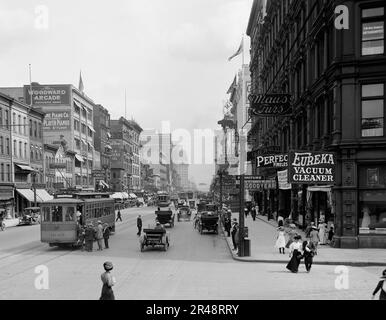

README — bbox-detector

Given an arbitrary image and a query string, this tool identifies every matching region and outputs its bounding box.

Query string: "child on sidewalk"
[275,226,286,254]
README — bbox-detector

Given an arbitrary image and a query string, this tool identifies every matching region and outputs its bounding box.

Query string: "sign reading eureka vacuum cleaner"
[288,151,336,184]
[248,93,292,116]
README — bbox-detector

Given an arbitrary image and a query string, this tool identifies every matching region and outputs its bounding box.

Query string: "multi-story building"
[175,164,189,191]
[0,92,48,218]
[0,83,97,190]
[93,104,112,189]
[247,0,386,248]
[127,120,143,191]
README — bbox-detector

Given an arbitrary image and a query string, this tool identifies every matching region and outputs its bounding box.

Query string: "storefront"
[0,185,15,219]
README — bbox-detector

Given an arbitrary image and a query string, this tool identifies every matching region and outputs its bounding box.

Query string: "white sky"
[0,0,252,191]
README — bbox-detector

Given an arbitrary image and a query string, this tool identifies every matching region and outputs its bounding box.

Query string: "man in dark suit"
[137,215,142,236]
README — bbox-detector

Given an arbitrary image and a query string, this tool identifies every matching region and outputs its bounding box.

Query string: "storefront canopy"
[121,192,129,199]
[111,193,123,200]
[36,189,53,202]
[15,164,35,172]
[16,189,36,203]
[129,193,137,199]
[75,154,84,162]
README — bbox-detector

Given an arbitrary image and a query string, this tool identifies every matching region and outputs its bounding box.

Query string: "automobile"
[140,226,170,252]
[136,197,145,207]
[18,207,41,226]
[177,205,191,222]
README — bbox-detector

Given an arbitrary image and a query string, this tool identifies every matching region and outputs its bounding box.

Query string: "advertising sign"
[49,163,67,169]
[24,85,71,106]
[256,154,288,168]
[44,111,71,131]
[278,170,292,190]
[248,93,292,116]
[288,151,336,184]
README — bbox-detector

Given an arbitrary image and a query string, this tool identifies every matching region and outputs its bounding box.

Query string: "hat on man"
[103,261,113,271]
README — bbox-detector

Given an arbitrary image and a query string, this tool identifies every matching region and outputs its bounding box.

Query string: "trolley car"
[156,191,171,208]
[40,192,115,247]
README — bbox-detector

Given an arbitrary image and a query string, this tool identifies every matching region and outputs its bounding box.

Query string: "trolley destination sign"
[288,151,336,184]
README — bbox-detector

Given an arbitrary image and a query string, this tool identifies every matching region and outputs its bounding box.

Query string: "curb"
[220,222,386,267]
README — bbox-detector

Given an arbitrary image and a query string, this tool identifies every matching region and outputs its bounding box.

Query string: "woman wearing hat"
[100,261,116,300]
[275,226,286,254]
[372,269,386,300]
[286,235,303,273]
[309,226,320,255]
[231,219,239,251]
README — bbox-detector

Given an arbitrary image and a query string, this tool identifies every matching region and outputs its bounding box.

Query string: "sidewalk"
[222,213,386,266]
[3,219,19,228]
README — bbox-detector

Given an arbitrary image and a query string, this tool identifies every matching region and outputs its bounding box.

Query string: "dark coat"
[137,218,142,228]
[373,279,386,300]
[85,227,95,241]
[103,227,110,239]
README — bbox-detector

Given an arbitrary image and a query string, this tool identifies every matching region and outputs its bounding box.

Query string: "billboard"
[288,151,336,184]
[24,85,71,106]
[44,111,71,131]
[256,154,288,168]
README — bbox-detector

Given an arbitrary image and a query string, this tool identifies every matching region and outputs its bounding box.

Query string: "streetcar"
[156,191,171,208]
[40,192,115,248]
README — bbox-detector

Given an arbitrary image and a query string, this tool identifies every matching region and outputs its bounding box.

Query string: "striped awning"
[16,189,36,203]
[36,189,54,202]
[15,164,36,172]
[75,154,84,162]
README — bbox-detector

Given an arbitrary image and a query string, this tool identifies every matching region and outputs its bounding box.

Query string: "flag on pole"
[79,71,84,93]
[228,38,243,61]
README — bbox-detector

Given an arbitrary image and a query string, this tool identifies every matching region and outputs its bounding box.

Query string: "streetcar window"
[52,206,63,222]
[65,207,75,222]
[42,207,50,222]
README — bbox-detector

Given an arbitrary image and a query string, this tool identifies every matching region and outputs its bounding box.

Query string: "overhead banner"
[248,93,292,116]
[256,154,288,168]
[288,151,336,184]
[278,170,292,190]
[24,85,71,106]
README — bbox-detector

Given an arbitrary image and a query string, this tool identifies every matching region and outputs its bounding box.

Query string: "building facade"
[247,0,386,248]
[0,92,48,218]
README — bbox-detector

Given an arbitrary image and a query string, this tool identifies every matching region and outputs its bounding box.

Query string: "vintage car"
[140,227,170,252]
[155,209,175,228]
[197,211,219,235]
[177,205,191,222]
[17,207,41,226]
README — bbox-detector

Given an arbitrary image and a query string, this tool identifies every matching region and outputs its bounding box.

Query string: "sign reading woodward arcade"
[248,93,292,116]
[288,151,336,184]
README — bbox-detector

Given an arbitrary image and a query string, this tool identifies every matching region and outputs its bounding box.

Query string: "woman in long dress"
[275,226,286,254]
[318,221,327,245]
[286,235,303,273]
[100,261,116,300]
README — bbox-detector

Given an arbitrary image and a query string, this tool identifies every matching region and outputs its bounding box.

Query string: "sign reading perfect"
[256,154,288,168]
[24,85,71,106]
[288,151,336,184]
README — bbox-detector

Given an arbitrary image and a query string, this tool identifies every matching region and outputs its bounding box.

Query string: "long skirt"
[100,284,115,300]
[286,249,302,273]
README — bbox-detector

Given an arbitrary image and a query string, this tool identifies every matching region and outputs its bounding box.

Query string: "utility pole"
[238,174,245,257]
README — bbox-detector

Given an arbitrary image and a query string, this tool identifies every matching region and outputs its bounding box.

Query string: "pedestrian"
[285,224,297,249]
[103,223,110,249]
[372,269,386,300]
[99,261,116,300]
[309,226,320,255]
[286,235,303,273]
[275,226,286,254]
[318,219,327,245]
[231,219,239,251]
[224,216,231,237]
[302,240,315,272]
[77,224,86,251]
[96,221,104,251]
[137,215,142,236]
[305,222,315,239]
[116,210,122,222]
[85,223,95,252]
[328,226,334,245]
[277,214,284,227]
[251,207,257,221]
[244,207,249,218]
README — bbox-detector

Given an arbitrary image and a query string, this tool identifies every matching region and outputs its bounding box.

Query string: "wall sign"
[288,151,336,184]
[256,154,288,168]
[248,94,292,116]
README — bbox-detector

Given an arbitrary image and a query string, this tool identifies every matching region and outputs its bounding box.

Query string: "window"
[23,117,27,135]
[74,120,79,131]
[52,206,63,222]
[0,164,3,181]
[38,123,42,138]
[29,119,32,136]
[81,124,86,134]
[361,84,384,137]
[0,108,2,126]
[34,121,37,137]
[18,115,21,133]
[6,138,9,155]
[13,113,16,132]
[5,110,9,130]
[13,140,17,157]
[19,141,22,158]
[65,207,75,222]
[6,164,10,182]
[24,143,27,159]
[362,7,384,56]
[0,137,3,154]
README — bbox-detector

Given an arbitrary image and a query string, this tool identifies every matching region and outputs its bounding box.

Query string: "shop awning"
[36,189,54,202]
[105,145,112,150]
[129,193,137,199]
[16,189,36,203]
[15,164,36,172]
[0,190,13,201]
[75,154,84,162]
[87,141,93,149]
[107,132,111,139]
[111,193,123,200]
[88,125,95,133]
[121,192,129,199]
